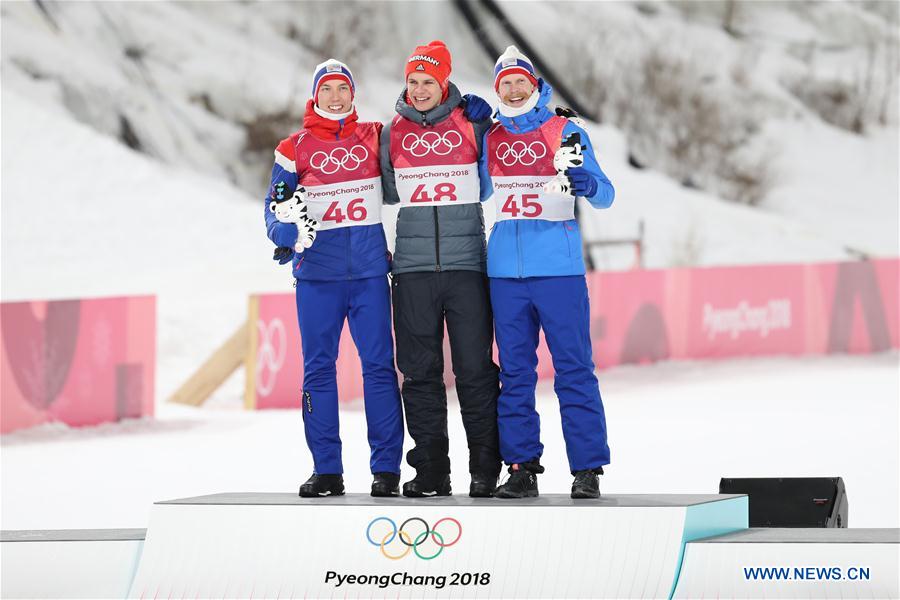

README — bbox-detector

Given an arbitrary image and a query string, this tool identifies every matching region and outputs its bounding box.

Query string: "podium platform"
[673,528,900,599]
[1,529,145,599]
[127,492,747,599]
[5,497,899,599]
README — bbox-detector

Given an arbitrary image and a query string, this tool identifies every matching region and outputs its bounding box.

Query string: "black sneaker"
[494,462,544,499]
[402,473,451,497]
[469,473,498,498]
[298,474,344,497]
[571,467,604,499]
[371,472,401,497]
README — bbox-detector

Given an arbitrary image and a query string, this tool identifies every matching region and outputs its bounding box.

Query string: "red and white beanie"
[405,40,452,91]
[312,59,355,104]
[493,45,538,92]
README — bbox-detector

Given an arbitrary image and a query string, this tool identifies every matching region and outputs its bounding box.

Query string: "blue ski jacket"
[478,81,615,278]
[264,132,390,282]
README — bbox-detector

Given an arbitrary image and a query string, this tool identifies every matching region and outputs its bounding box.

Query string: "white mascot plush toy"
[543,131,584,196]
[269,182,319,253]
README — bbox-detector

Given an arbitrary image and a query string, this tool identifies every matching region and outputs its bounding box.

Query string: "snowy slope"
[763,119,899,257]
[0,1,318,193]
[0,88,291,404]
[2,1,895,279]
[566,122,875,268]
[479,0,899,262]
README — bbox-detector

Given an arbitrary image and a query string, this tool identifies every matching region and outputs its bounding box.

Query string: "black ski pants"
[392,270,501,478]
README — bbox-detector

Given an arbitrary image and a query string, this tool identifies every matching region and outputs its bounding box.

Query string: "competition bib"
[487,117,575,222]
[305,177,383,231]
[390,108,481,208]
[395,162,480,208]
[491,176,575,222]
[294,122,384,230]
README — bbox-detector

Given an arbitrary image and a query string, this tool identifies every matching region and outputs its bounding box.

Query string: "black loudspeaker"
[719,477,848,528]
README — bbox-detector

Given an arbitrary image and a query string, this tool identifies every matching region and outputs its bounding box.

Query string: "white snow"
[1,353,897,530]
[0,87,290,405]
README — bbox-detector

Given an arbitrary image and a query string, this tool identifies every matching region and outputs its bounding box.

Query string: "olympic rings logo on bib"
[309,145,369,174]
[366,516,462,560]
[496,141,547,166]
[401,130,463,157]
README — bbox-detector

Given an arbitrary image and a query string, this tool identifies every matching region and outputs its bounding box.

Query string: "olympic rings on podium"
[430,517,462,547]
[381,530,413,560]
[365,516,462,560]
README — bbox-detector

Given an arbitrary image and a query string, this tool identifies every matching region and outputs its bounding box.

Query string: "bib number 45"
[501,194,542,218]
[323,197,367,224]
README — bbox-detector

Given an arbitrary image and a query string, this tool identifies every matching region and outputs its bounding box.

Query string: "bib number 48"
[411,183,457,203]
[323,197,367,224]
[501,194,542,218]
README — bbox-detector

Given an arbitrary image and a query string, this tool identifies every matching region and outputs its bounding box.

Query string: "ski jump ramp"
[3,493,898,599]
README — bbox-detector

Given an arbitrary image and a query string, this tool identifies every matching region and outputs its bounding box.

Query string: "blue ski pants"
[489,275,610,472]
[295,276,404,475]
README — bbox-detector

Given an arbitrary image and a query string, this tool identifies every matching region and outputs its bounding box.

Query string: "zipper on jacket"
[516,220,523,278]
[346,227,352,279]
[433,206,441,272]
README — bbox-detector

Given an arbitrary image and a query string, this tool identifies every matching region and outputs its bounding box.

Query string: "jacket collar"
[494,79,555,133]
[394,82,463,127]
[303,98,359,141]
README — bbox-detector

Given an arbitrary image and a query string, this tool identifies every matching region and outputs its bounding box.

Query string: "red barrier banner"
[0,296,156,433]
[247,260,898,410]
[245,293,366,410]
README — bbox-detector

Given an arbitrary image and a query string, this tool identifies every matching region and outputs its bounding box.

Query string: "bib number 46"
[323,197,367,224]
[501,194,542,218]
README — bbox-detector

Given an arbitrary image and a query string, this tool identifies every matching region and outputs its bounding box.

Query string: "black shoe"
[298,474,344,497]
[469,473,499,498]
[371,472,401,497]
[571,467,603,499]
[402,473,451,497]
[494,462,544,499]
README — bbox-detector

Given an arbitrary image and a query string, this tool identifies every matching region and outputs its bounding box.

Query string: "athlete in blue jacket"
[479,47,614,499]
[265,59,404,498]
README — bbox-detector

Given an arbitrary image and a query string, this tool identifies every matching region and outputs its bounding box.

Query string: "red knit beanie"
[405,40,452,91]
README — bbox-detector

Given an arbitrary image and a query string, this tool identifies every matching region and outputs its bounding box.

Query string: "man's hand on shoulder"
[555,106,587,129]
[462,94,492,122]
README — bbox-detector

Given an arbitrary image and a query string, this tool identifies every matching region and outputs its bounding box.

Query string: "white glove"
[544,175,573,195]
